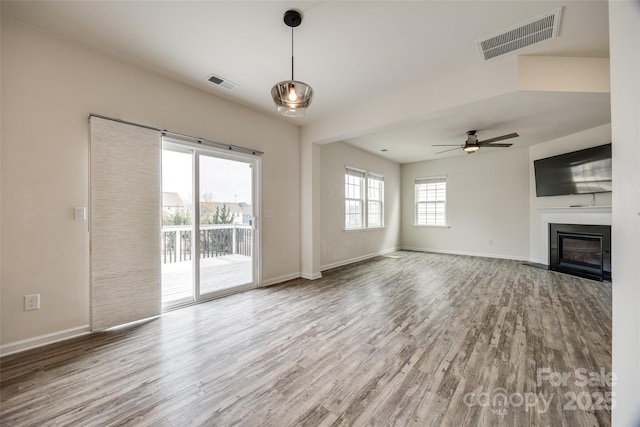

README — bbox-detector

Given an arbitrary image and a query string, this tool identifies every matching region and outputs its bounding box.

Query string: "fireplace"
[549,223,611,281]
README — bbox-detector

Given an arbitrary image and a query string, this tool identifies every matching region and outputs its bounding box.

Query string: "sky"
[162,150,253,206]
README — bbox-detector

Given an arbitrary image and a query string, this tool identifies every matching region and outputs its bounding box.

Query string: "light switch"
[264,210,274,218]
[74,207,87,221]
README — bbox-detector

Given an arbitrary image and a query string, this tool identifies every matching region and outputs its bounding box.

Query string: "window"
[415,177,447,226]
[345,167,384,230]
[367,173,384,227]
[345,167,365,229]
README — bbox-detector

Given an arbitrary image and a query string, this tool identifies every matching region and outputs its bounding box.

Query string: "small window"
[415,177,447,226]
[345,167,365,229]
[367,173,384,227]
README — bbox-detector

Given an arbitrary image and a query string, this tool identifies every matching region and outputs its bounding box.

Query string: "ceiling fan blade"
[478,132,519,144]
[478,143,513,148]
[432,144,463,147]
[434,147,461,154]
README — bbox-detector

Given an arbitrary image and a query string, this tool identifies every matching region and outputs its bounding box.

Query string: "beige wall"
[528,124,612,264]
[300,140,321,279]
[319,142,400,269]
[1,19,300,347]
[401,146,530,260]
[517,56,610,93]
[610,2,640,425]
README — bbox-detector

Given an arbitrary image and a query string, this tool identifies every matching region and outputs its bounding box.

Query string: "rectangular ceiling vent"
[207,74,238,90]
[476,8,563,61]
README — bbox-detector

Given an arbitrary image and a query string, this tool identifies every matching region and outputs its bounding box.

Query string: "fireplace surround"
[549,223,611,281]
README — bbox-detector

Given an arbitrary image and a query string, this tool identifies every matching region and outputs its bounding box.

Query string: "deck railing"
[161,224,252,264]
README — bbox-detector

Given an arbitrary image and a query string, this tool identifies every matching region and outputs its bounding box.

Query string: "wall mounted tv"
[534,143,612,197]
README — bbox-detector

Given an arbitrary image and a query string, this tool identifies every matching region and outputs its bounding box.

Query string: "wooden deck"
[162,254,252,304]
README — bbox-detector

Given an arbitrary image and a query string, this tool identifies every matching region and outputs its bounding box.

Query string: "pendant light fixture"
[271,9,313,117]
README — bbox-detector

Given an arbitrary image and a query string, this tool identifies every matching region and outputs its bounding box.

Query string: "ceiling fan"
[433,130,519,154]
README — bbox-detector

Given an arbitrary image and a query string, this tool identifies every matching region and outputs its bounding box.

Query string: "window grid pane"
[368,179,381,201]
[345,174,362,200]
[345,200,363,228]
[368,200,382,227]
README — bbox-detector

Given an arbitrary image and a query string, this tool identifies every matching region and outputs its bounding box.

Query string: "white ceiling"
[344,91,612,163]
[2,1,611,163]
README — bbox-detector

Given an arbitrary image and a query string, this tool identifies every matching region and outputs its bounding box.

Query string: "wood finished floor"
[1,251,612,426]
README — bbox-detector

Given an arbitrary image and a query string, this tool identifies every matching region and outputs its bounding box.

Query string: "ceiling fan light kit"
[271,9,313,117]
[463,145,480,153]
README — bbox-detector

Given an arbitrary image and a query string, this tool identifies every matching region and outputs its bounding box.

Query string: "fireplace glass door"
[548,223,611,281]
[558,232,603,277]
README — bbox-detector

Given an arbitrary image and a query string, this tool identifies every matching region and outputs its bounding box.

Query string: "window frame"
[367,172,384,228]
[415,176,448,227]
[344,167,366,230]
[344,166,385,231]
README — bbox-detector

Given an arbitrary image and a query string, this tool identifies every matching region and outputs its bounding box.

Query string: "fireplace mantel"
[537,206,612,226]
[533,206,612,266]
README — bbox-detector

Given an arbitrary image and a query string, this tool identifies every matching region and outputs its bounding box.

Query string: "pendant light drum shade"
[271,10,313,117]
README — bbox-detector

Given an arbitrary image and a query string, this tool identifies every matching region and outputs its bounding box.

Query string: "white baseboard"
[320,247,400,272]
[261,271,323,285]
[401,246,528,262]
[0,325,91,357]
[260,272,301,287]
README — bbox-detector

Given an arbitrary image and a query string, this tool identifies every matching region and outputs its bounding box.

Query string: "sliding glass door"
[197,153,255,298]
[161,147,195,305]
[161,141,258,308]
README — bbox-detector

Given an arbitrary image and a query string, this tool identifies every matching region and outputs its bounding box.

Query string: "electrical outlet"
[24,294,40,311]
[281,254,288,262]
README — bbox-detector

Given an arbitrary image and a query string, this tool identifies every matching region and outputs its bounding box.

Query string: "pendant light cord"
[291,26,295,81]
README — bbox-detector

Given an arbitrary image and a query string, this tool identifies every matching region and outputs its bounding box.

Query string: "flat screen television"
[534,143,612,197]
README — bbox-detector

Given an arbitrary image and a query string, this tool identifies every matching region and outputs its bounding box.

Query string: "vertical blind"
[89,116,162,330]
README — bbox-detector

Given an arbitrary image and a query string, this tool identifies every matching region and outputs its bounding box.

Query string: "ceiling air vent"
[207,74,238,90]
[476,8,563,61]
